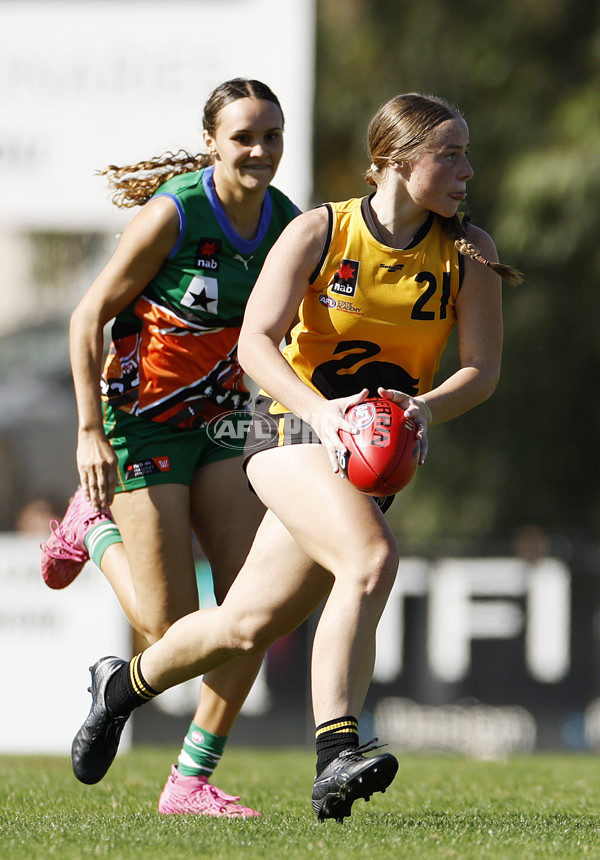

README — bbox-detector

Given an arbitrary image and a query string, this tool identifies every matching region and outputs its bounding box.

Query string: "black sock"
[315,715,359,775]
[105,654,159,717]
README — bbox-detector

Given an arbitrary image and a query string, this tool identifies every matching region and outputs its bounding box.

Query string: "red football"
[338,397,420,496]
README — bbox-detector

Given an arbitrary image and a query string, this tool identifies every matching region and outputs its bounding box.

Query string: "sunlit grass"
[1,749,600,859]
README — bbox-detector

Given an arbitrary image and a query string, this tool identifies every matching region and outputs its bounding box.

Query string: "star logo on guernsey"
[330,259,360,297]
[182,275,219,314]
[195,237,222,271]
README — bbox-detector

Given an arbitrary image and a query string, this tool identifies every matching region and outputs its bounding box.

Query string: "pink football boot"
[158,766,261,817]
[41,489,112,589]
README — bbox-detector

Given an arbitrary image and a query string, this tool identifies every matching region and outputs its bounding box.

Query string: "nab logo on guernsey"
[195,237,222,271]
[330,259,359,297]
[206,409,274,451]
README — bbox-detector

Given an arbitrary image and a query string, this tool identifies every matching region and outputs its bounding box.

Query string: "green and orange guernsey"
[102,165,298,429]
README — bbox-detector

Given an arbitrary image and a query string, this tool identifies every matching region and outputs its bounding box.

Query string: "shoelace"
[343,738,387,758]
[44,520,88,561]
[191,781,245,813]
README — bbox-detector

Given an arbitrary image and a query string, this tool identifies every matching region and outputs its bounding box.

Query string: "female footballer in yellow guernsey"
[70,93,521,821]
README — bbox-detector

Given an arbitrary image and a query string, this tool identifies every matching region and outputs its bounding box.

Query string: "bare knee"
[343,538,399,600]
[225,612,279,656]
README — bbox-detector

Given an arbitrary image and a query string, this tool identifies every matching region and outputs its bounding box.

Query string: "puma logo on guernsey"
[234,254,254,270]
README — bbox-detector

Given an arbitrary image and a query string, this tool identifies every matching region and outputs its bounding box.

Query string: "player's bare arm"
[70,197,180,508]
[239,208,365,470]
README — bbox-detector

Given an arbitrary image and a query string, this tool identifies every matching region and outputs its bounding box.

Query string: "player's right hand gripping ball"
[338,397,420,496]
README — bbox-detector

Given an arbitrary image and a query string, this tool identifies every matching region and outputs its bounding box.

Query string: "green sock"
[85,521,123,568]
[177,722,227,778]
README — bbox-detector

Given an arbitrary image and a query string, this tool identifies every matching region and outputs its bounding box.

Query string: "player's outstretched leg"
[158,766,261,817]
[71,656,131,785]
[311,740,398,822]
[40,489,113,589]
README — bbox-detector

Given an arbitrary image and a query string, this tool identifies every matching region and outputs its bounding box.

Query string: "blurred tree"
[314,0,600,547]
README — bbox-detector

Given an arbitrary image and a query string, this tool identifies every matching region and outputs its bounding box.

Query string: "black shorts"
[243,395,395,513]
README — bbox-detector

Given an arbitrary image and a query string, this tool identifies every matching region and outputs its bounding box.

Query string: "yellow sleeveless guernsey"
[281,197,462,401]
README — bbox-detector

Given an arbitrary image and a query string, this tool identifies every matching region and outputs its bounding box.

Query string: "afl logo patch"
[330,259,359,297]
[319,295,337,308]
[349,401,376,430]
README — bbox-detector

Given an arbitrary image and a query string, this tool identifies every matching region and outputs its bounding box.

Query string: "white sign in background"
[0,0,315,754]
[374,556,571,685]
[0,0,315,230]
[0,535,131,754]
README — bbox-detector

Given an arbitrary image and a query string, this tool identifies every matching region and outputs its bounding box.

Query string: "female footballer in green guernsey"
[70,93,521,820]
[41,79,311,817]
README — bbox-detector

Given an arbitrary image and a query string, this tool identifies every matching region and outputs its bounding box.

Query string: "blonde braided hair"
[441,213,523,286]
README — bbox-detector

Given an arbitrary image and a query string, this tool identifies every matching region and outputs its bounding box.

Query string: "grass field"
[1,748,600,859]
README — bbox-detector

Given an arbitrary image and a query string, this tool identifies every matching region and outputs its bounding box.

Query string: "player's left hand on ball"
[378,387,429,465]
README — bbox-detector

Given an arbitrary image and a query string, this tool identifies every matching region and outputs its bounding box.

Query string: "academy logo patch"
[330,259,359,297]
[125,456,171,480]
[195,237,222,272]
[182,275,219,314]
